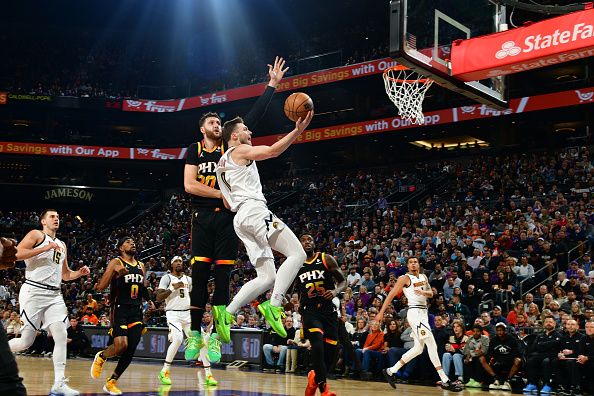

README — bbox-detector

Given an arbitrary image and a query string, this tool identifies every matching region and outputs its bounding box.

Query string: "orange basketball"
[284,92,314,122]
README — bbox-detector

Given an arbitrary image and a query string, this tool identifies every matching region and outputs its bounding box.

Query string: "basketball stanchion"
[382,64,433,125]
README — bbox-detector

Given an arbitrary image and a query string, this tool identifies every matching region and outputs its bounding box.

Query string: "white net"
[383,66,433,125]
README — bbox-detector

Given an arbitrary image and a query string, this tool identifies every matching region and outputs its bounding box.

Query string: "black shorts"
[110,304,144,337]
[302,308,338,345]
[191,207,237,265]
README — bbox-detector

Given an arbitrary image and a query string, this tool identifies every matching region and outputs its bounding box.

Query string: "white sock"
[49,322,68,383]
[437,368,449,383]
[268,228,306,307]
[204,366,212,377]
[163,329,183,372]
[162,362,171,372]
[388,361,403,376]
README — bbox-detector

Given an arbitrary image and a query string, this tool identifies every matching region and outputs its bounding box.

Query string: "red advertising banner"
[451,8,594,81]
[122,58,397,112]
[2,86,593,159]
[0,92,7,105]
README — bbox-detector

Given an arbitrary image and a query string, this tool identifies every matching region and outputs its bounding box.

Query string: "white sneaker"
[50,377,80,396]
[45,351,53,358]
[489,380,502,390]
[500,381,511,391]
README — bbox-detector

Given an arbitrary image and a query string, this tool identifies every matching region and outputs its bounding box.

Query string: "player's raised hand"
[79,265,90,276]
[268,56,289,87]
[295,111,313,133]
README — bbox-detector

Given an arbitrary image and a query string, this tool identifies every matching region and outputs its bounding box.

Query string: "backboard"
[390,0,508,109]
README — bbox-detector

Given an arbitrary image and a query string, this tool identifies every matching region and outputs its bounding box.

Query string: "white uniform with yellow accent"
[216,147,285,262]
[159,273,192,340]
[19,233,69,331]
[402,272,431,340]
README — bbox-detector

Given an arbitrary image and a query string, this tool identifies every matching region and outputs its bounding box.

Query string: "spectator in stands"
[441,319,468,385]
[561,291,579,314]
[355,320,384,380]
[506,301,528,326]
[347,267,362,291]
[66,317,89,358]
[553,286,568,306]
[481,322,522,391]
[463,323,490,388]
[361,271,375,291]
[383,319,404,367]
[526,303,542,327]
[447,295,471,327]
[80,307,99,326]
[1,310,11,328]
[577,320,593,394]
[98,313,110,327]
[5,312,22,340]
[85,293,98,311]
[556,319,586,395]
[523,316,561,393]
[490,306,508,326]
[262,317,292,372]
[480,312,496,337]
[443,277,457,302]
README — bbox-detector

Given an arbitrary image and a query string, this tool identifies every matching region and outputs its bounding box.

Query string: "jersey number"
[131,284,139,299]
[179,288,185,298]
[198,175,217,188]
[52,250,62,264]
[305,281,326,298]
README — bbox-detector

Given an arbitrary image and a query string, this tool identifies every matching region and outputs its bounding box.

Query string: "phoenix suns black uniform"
[110,257,146,337]
[185,85,277,328]
[296,252,338,344]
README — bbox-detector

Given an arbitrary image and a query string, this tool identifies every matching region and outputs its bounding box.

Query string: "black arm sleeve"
[243,85,276,128]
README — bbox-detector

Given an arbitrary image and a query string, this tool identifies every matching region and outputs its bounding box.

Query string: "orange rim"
[383,65,432,84]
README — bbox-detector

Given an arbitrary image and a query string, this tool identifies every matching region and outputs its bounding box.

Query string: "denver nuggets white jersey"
[158,273,192,311]
[216,146,266,212]
[24,233,66,289]
[403,273,430,307]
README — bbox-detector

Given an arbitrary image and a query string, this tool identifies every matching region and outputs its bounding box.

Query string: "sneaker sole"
[102,385,122,395]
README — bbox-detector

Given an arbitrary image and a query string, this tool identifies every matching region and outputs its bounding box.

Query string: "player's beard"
[125,248,136,256]
[203,127,221,141]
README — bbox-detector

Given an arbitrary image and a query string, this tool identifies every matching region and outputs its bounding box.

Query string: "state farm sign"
[451,8,594,81]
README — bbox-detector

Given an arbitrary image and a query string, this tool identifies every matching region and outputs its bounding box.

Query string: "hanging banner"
[1,86,593,159]
[122,58,396,112]
[451,8,594,81]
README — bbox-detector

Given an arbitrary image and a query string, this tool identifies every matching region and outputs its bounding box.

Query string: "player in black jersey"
[297,234,346,396]
[183,56,289,353]
[90,236,154,395]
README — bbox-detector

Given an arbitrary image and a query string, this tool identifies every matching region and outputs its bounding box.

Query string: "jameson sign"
[44,187,94,202]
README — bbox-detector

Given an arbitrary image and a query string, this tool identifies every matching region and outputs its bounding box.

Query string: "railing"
[567,240,589,266]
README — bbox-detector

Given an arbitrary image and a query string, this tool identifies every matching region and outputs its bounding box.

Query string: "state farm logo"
[126,100,142,108]
[576,90,593,102]
[496,41,521,59]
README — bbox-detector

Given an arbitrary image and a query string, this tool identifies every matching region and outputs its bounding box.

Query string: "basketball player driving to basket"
[214,110,313,339]
[377,257,463,392]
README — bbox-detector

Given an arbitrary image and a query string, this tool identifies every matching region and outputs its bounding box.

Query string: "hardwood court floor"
[17,355,504,395]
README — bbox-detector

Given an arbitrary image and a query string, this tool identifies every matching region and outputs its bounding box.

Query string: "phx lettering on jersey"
[124,274,144,283]
[198,162,217,173]
[298,270,326,283]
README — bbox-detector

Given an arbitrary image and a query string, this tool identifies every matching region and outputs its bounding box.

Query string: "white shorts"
[19,283,69,332]
[166,310,192,341]
[406,307,431,340]
[233,201,284,263]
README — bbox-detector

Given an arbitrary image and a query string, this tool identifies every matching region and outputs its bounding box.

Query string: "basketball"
[284,92,314,122]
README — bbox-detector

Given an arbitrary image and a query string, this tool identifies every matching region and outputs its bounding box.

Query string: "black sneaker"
[440,381,464,392]
[382,369,397,389]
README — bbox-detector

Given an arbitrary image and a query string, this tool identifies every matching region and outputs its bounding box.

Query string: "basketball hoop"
[383,65,433,125]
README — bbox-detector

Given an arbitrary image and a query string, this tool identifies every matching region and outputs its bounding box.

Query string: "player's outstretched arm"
[15,229,57,260]
[267,56,289,88]
[376,275,408,322]
[234,111,313,162]
[322,254,347,299]
[61,250,90,281]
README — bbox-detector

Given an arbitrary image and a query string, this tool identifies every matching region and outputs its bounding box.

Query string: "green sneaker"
[205,374,218,387]
[207,333,222,363]
[212,305,234,343]
[184,330,203,361]
[466,378,482,388]
[158,370,172,385]
[258,300,286,338]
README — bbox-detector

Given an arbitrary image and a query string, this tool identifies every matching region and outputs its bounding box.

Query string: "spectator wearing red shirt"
[80,307,99,326]
[354,320,385,380]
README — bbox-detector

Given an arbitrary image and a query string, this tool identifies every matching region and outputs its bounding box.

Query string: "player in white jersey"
[214,111,312,341]
[155,256,220,387]
[376,257,463,392]
[10,209,90,396]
